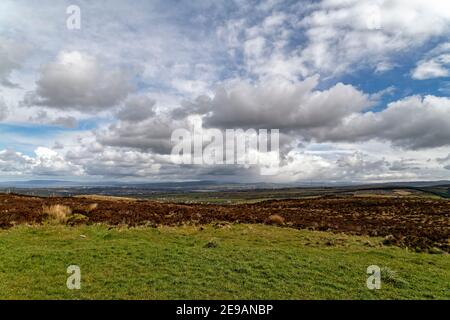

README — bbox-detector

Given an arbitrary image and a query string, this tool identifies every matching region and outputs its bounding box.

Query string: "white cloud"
[412,43,450,79]
[1,1,450,182]
[65,141,161,178]
[203,76,372,129]
[0,147,82,177]
[23,51,133,111]
[297,0,450,77]
[412,60,449,80]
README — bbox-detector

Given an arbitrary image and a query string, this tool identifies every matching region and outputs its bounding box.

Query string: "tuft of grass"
[267,214,285,225]
[204,239,218,248]
[42,205,72,224]
[86,203,98,213]
[381,267,409,288]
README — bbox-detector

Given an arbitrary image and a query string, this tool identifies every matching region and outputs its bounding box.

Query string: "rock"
[383,234,395,245]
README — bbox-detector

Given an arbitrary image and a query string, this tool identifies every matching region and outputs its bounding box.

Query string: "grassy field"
[0,224,448,300]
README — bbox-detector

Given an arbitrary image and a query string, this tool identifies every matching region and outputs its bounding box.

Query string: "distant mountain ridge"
[0,179,449,189]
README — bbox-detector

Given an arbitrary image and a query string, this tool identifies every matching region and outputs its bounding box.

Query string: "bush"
[42,205,72,224]
[267,214,285,225]
[204,238,218,248]
[86,203,98,213]
[67,213,89,226]
[381,267,409,288]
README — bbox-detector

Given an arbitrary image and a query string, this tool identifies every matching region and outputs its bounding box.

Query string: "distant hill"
[0,179,449,189]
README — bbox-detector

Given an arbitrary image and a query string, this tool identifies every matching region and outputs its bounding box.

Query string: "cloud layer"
[0,0,449,182]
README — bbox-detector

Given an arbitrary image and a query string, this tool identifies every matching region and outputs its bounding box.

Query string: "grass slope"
[0,224,448,299]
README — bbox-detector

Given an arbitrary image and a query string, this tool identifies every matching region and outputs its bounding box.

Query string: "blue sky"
[1,0,450,183]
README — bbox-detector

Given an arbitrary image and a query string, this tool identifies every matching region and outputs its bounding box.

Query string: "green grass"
[0,224,448,300]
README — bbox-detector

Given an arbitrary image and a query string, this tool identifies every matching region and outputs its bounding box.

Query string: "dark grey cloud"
[0,98,8,121]
[116,95,156,122]
[65,143,161,178]
[171,95,212,120]
[389,159,421,171]
[436,153,450,164]
[28,110,78,129]
[50,116,78,129]
[0,149,31,173]
[96,117,186,154]
[0,39,28,88]
[309,95,450,149]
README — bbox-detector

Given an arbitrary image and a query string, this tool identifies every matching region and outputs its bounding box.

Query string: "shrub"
[67,213,89,226]
[204,239,218,248]
[42,204,72,224]
[267,214,285,225]
[381,267,409,288]
[86,203,98,213]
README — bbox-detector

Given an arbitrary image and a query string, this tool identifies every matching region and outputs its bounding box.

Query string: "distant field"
[2,184,450,203]
[0,224,449,300]
[146,188,441,204]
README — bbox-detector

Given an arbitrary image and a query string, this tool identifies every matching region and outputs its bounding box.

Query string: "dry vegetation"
[41,202,97,225]
[267,214,285,225]
[0,193,449,251]
[42,204,71,224]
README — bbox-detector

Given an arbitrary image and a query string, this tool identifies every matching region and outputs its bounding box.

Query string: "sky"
[1,0,450,183]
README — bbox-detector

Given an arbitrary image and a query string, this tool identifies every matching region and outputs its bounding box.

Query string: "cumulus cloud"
[23,51,133,111]
[436,153,450,166]
[0,39,28,88]
[31,147,83,176]
[96,76,373,159]
[310,95,450,149]
[202,76,372,129]
[0,98,9,121]
[116,95,156,122]
[412,43,450,80]
[412,60,450,80]
[171,95,212,120]
[0,149,33,174]
[96,116,188,154]
[0,147,82,176]
[29,110,77,129]
[65,140,162,178]
[297,0,450,76]
[261,149,421,183]
[218,0,450,80]
[1,1,450,183]
[389,159,421,172]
